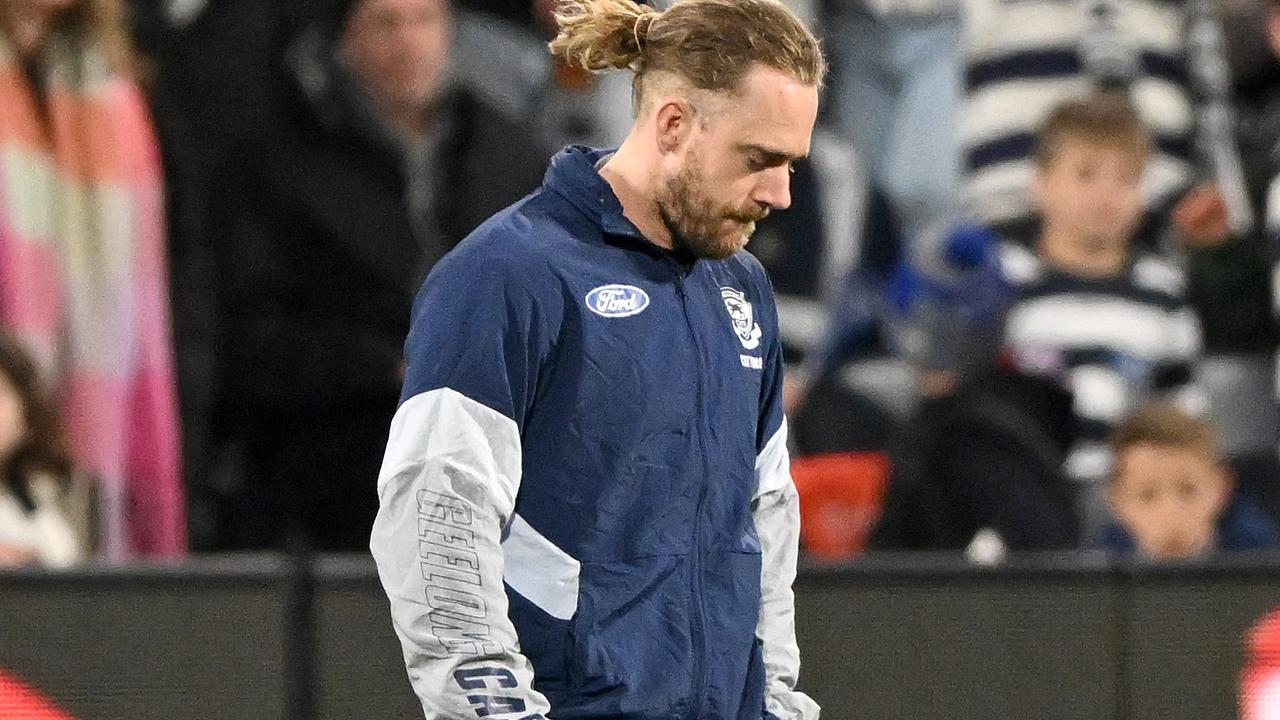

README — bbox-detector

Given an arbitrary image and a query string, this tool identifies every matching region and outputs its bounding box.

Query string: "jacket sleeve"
[754,293,821,720]
[370,246,555,720]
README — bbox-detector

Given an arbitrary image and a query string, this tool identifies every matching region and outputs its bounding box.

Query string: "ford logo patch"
[585,284,650,318]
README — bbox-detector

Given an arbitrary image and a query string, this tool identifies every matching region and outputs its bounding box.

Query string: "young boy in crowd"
[1103,402,1279,558]
[1000,92,1206,539]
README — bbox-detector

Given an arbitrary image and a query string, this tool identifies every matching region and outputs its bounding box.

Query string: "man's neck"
[1038,226,1129,279]
[598,136,675,251]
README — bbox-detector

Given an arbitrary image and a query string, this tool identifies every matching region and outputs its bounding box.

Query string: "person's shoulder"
[1129,252,1188,300]
[727,248,769,277]
[436,191,582,285]
[440,202,546,272]
[719,250,777,299]
[1097,524,1137,554]
[1126,252,1192,311]
[997,241,1044,287]
[1220,494,1280,551]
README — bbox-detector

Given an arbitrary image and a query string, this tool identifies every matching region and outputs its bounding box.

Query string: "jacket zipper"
[675,266,711,720]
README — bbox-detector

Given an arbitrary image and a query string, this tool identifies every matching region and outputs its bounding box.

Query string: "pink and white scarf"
[0,30,185,559]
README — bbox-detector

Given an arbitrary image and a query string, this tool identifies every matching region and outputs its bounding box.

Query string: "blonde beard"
[657,156,763,260]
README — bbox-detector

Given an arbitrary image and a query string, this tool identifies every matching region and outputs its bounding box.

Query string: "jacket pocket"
[562,556,695,718]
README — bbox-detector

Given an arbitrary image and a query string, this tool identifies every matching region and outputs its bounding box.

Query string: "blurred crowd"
[3,0,1280,565]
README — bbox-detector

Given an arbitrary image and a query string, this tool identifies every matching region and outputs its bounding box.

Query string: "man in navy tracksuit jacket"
[370,1,824,718]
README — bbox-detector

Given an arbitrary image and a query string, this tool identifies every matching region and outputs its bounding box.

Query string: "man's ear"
[653,97,696,154]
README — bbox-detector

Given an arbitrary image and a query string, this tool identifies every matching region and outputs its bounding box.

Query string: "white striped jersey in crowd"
[960,0,1197,235]
[998,242,1206,482]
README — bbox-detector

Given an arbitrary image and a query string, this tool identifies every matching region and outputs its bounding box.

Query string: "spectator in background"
[854,228,1080,554]
[1103,402,1280,558]
[964,0,1279,490]
[1172,1,1279,505]
[1254,0,1280,524]
[868,355,1081,554]
[820,0,961,255]
[454,0,536,25]
[210,0,550,551]
[785,219,1006,422]
[1002,94,1205,540]
[0,0,184,559]
[1233,0,1280,227]
[960,0,1221,247]
[0,332,88,568]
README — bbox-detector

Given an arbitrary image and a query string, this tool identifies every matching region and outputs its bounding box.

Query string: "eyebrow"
[737,143,806,165]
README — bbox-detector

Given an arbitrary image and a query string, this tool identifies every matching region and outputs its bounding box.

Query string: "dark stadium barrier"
[797,555,1123,720]
[1,553,1278,720]
[310,556,419,719]
[0,556,293,720]
[1123,558,1280,720]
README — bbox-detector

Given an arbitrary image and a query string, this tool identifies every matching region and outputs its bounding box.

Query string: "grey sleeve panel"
[371,388,552,720]
[754,420,821,720]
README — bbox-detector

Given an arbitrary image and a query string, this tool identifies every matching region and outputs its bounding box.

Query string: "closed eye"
[741,144,802,173]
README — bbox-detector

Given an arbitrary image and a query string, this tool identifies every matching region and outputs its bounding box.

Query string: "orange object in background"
[790,452,891,561]
[1242,609,1280,720]
[0,670,76,720]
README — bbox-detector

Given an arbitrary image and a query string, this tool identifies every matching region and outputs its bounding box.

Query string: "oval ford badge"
[585,284,650,318]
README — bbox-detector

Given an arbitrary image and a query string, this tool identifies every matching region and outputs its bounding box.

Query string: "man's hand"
[1172,184,1232,249]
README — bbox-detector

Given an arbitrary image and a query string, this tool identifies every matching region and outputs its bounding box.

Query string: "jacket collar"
[543,146,689,262]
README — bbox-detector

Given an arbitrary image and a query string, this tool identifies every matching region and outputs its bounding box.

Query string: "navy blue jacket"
[371,147,817,720]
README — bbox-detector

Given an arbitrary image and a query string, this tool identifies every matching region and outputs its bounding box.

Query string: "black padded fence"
[1,553,1278,720]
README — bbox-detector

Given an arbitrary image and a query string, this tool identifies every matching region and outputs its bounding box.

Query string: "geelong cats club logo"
[720,287,762,350]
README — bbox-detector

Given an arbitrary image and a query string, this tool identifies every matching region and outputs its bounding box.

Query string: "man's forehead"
[719,68,818,152]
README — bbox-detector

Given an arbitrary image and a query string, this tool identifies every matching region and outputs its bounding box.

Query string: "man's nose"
[754,166,792,211]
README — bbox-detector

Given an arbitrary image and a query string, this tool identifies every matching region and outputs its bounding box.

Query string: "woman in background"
[0,0,184,559]
[0,331,87,567]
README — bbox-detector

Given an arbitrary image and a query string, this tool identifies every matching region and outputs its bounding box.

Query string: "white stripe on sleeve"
[502,513,580,621]
[753,419,820,720]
